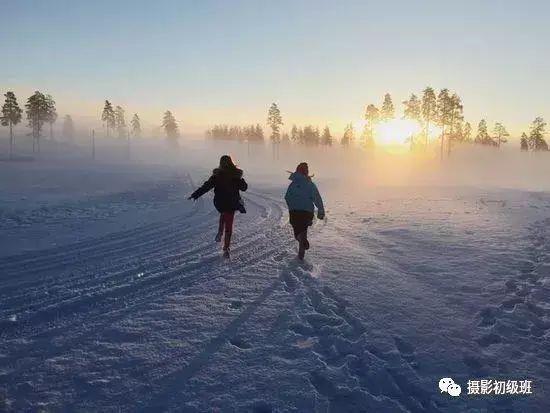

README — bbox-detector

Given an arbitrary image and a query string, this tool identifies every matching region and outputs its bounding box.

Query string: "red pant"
[218,212,235,250]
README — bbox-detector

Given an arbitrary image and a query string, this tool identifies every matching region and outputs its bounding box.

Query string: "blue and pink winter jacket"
[284,172,325,215]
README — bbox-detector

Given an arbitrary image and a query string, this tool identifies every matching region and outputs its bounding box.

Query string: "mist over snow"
[2,0,550,410]
[0,138,549,412]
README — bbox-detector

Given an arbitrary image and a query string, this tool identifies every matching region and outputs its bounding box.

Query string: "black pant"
[289,210,314,239]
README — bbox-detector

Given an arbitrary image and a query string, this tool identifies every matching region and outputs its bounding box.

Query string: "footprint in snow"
[462,354,486,375]
[281,271,298,292]
[500,297,524,312]
[229,336,252,350]
[478,306,498,327]
[394,336,415,356]
[273,251,288,262]
[476,332,502,348]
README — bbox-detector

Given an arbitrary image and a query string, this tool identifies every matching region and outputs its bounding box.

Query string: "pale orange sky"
[3,1,549,139]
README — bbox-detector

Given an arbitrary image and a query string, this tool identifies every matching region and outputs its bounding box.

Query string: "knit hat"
[296,162,309,176]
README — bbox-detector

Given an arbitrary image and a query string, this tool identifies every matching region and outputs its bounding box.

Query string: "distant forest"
[206,124,265,142]
[0,91,183,157]
[1,88,548,161]
[205,89,549,156]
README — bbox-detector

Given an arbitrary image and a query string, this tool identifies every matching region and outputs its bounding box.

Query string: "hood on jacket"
[285,171,324,215]
[288,172,311,182]
[214,167,243,178]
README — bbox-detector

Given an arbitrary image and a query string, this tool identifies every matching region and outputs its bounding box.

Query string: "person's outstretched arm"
[189,176,215,200]
[312,183,325,219]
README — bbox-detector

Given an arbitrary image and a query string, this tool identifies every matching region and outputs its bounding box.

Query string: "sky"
[2,0,549,136]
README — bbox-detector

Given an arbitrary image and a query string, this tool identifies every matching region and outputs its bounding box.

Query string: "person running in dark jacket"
[285,162,325,260]
[189,155,248,256]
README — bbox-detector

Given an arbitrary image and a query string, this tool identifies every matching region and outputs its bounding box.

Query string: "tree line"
[0,90,183,160]
[364,89,509,156]
[359,90,546,153]
[101,100,142,139]
[520,118,547,151]
[287,125,334,146]
[100,100,181,144]
[206,124,264,141]
[2,90,547,158]
[0,90,76,158]
[205,94,548,154]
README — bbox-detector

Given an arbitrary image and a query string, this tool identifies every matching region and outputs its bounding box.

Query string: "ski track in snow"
[1,174,550,412]
[0,175,311,411]
[0,173,421,412]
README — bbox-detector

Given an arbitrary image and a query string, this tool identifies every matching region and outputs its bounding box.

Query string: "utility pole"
[91,129,96,160]
[127,129,131,161]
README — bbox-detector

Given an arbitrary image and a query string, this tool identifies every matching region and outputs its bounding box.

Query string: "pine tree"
[101,100,115,137]
[301,125,317,145]
[463,122,472,142]
[447,93,463,156]
[297,127,305,145]
[421,87,437,148]
[529,117,548,151]
[436,89,453,159]
[454,122,464,143]
[267,103,283,143]
[162,110,179,143]
[321,126,332,146]
[290,125,298,142]
[381,93,394,121]
[341,123,354,146]
[130,114,141,138]
[448,94,463,134]
[475,119,492,145]
[364,104,380,144]
[45,94,57,139]
[520,133,529,151]
[115,106,126,138]
[1,91,23,159]
[25,91,49,153]
[62,115,75,141]
[493,122,509,148]
[403,94,421,122]
[403,94,421,148]
[313,127,320,145]
[436,90,449,123]
[254,124,264,141]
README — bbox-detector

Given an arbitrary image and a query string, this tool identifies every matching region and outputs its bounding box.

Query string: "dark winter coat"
[191,167,248,213]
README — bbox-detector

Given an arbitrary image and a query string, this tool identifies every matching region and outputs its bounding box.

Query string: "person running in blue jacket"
[284,162,325,260]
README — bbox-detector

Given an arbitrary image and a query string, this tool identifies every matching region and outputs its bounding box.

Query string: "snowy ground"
[1,142,549,412]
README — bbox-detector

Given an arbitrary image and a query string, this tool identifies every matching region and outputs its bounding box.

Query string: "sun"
[375,119,421,146]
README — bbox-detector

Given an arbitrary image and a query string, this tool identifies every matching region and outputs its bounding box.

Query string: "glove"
[317,211,325,220]
[188,195,196,201]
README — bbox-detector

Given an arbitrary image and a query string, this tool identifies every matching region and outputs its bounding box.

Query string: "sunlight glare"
[375,119,421,146]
